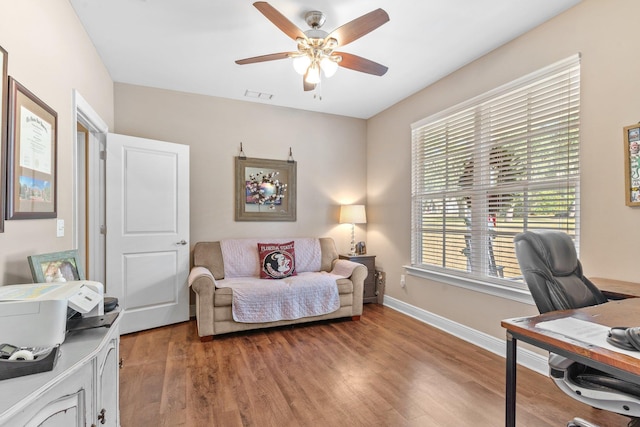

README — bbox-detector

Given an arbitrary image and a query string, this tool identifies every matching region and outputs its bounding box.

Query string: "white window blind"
[411,55,580,287]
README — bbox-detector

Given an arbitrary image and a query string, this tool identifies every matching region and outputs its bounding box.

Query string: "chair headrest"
[514,230,578,276]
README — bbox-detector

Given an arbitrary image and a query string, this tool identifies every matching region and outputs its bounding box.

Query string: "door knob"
[176,240,187,245]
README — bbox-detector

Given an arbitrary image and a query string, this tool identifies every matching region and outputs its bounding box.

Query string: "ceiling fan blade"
[235,52,293,65]
[336,52,388,76]
[328,8,389,47]
[253,2,306,42]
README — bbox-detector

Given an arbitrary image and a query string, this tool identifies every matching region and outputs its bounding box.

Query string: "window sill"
[404,265,535,305]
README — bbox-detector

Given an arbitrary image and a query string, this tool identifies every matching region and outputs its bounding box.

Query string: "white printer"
[0,281,104,348]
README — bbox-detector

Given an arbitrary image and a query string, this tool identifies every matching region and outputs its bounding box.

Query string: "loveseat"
[188,237,366,341]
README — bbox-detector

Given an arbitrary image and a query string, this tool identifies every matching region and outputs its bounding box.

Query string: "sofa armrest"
[188,266,216,337]
[333,260,366,316]
[189,266,214,286]
[347,262,368,283]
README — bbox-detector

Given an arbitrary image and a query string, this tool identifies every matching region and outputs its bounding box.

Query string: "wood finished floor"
[119,304,630,426]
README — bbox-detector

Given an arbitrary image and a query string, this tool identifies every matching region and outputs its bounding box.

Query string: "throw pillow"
[258,241,296,279]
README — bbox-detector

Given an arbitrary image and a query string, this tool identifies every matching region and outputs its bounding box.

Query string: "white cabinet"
[0,311,121,427]
[21,363,91,427]
[96,334,120,427]
[25,392,85,426]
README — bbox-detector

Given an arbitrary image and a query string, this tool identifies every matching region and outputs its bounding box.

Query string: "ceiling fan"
[235,2,390,91]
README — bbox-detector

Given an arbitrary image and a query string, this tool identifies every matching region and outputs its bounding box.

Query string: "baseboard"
[189,304,196,318]
[382,296,548,376]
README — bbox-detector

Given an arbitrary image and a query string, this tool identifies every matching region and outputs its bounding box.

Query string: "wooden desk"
[591,277,640,299]
[501,298,640,427]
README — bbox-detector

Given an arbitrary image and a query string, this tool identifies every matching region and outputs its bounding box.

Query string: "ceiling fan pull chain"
[313,80,323,101]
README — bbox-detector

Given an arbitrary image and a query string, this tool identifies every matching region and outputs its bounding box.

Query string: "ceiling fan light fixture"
[305,63,321,84]
[292,55,311,75]
[320,57,338,78]
[325,37,338,49]
[235,3,389,92]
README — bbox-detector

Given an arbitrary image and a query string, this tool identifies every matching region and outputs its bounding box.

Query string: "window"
[410,55,580,289]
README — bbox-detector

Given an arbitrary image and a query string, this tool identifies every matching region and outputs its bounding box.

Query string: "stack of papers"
[537,317,640,358]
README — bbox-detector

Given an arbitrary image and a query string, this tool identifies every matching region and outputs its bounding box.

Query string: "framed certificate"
[6,77,58,219]
[0,45,7,230]
[624,124,640,207]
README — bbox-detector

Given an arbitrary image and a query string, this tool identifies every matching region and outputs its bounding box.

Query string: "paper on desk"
[0,283,63,300]
[536,317,640,359]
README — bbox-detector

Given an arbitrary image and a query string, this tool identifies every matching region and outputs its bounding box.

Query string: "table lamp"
[339,204,367,256]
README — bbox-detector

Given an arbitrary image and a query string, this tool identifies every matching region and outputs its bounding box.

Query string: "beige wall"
[113,84,367,253]
[0,0,113,284]
[368,0,640,339]
[2,0,637,343]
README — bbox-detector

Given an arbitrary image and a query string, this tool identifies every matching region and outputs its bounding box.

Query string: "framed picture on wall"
[0,45,7,231]
[623,124,640,207]
[6,77,58,219]
[235,156,297,221]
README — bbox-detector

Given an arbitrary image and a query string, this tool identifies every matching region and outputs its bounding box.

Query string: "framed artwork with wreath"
[235,156,296,221]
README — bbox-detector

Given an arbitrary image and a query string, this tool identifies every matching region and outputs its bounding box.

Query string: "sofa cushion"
[192,237,338,281]
[258,241,296,279]
[214,277,354,307]
[319,237,338,272]
[193,241,225,280]
[221,238,322,277]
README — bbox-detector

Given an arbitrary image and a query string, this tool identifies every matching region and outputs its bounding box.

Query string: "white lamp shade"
[339,204,367,224]
[292,55,311,75]
[305,63,321,84]
[320,57,339,77]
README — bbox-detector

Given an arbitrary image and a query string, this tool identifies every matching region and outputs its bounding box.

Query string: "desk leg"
[506,332,517,427]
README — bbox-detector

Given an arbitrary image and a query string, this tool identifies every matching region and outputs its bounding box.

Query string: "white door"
[106,133,189,334]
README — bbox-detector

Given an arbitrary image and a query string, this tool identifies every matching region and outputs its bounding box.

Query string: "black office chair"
[514,230,640,427]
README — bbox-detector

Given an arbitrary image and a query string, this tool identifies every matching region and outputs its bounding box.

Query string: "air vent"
[244,90,273,100]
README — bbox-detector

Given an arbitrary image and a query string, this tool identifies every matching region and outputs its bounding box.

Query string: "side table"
[339,254,377,303]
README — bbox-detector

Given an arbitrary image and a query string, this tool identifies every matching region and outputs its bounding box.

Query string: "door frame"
[72,90,108,284]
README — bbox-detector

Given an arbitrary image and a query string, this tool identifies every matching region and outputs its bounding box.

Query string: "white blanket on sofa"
[220,238,322,278]
[216,272,341,323]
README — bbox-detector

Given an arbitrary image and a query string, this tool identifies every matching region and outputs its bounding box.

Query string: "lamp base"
[349,224,356,256]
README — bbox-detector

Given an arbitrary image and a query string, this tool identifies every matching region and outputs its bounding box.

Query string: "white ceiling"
[69,0,581,119]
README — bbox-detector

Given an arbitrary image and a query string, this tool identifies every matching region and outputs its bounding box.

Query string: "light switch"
[56,219,64,237]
